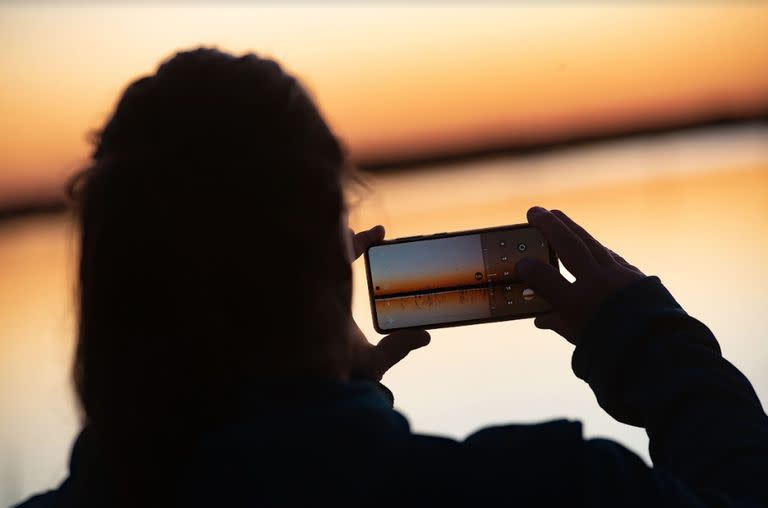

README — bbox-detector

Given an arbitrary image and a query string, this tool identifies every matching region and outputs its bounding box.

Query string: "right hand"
[516,207,646,345]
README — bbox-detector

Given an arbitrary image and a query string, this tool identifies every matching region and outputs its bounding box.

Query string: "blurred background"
[1,3,767,506]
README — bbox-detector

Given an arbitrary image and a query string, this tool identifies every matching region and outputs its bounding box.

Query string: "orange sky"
[1,4,767,205]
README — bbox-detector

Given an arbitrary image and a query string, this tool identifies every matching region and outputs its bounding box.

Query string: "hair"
[68,47,354,502]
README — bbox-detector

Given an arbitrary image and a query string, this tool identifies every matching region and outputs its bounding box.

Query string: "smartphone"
[364,224,558,333]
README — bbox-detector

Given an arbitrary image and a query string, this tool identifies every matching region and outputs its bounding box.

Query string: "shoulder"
[404,420,587,505]
[464,418,583,448]
[406,418,584,454]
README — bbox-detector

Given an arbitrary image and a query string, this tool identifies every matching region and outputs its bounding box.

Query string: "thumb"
[375,329,431,373]
[515,257,570,307]
[352,225,385,259]
[534,313,577,344]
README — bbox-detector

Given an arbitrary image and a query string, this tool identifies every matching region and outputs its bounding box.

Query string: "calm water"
[2,126,767,505]
[374,283,551,330]
[375,287,493,329]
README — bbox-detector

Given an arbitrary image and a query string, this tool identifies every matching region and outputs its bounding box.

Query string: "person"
[15,47,768,508]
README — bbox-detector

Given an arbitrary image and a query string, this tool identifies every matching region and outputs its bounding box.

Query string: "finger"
[534,314,575,344]
[515,258,571,308]
[534,313,563,330]
[608,249,643,274]
[375,329,431,372]
[352,225,385,259]
[527,207,597,278]
[550,210,614,266]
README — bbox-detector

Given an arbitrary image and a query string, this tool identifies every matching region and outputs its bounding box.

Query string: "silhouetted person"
[15,48,768,507]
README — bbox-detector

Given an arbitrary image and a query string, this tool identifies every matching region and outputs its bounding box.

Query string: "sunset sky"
[369,234,484,295]
[1,4,768,206]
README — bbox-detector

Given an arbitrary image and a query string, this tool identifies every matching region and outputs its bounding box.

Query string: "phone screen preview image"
[365,226,556,332]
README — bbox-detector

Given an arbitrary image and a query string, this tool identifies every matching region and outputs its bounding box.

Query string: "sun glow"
[1,4,767,203]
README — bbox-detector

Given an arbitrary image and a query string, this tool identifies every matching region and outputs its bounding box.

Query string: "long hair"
[68,48,353,503]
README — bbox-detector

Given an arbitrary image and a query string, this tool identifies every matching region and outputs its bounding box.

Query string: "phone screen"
[365,225,556,332]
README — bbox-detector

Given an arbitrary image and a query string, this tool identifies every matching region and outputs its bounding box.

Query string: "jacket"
[15,277,768,507]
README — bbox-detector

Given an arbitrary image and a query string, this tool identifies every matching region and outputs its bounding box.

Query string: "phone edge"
[363,222,560,334]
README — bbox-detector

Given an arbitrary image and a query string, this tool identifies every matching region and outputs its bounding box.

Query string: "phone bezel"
[363,223,559,334]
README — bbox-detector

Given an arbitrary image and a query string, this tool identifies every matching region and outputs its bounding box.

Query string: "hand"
[516,207,646,345]
[347,225,430,381]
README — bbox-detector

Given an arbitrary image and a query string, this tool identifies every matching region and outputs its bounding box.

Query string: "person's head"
[68,47,356,492]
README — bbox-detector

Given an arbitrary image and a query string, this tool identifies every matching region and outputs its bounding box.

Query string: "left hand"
[347,225,431,381]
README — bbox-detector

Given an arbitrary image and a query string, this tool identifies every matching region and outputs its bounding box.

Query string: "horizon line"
[1,112,766,222]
